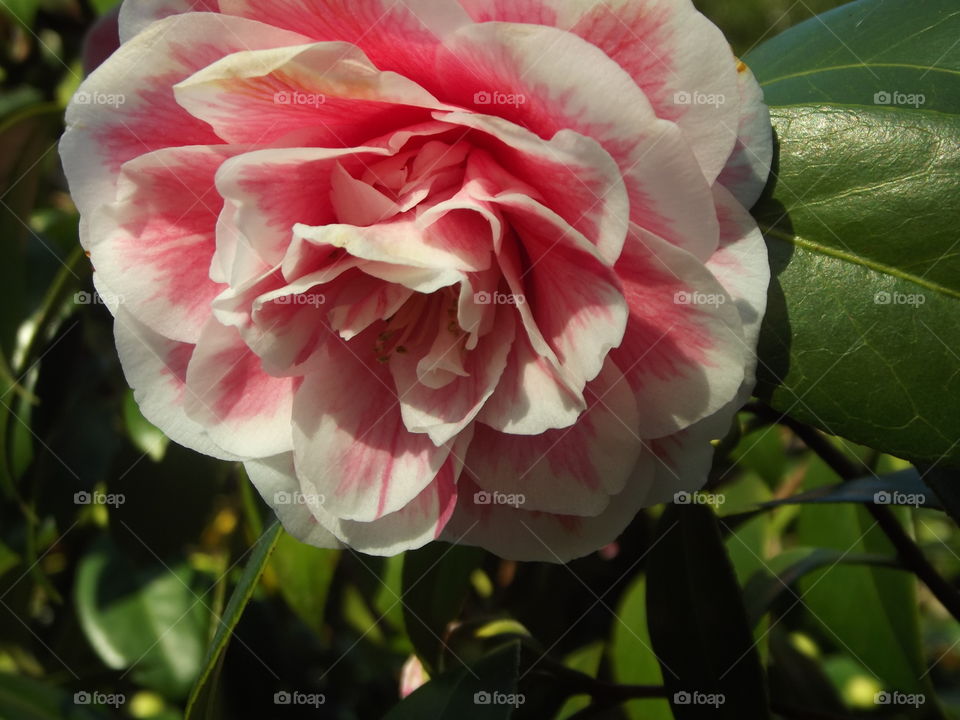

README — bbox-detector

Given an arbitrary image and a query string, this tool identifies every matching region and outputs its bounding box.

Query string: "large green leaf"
[269,532,339,636]
[74,536,210,700]
[746,0,960,467]
[401,543,483,672]
[646,504,771,720]
[384,641,520,720]
[795,457,943,715]
[184,522,282,720]
[610,577,672,720]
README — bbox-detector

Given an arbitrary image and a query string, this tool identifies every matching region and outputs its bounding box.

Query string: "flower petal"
[717,62,774,209]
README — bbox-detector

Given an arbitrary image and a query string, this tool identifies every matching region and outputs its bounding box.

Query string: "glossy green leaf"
[610,577,672,720]
[384,641,520,720]
[74,537,209,699]
[747,0,960,468]
[646,504,771,720]
[795,456,942,712]
[269,531,338,635]
[401,543,483,672]
[184,522,282,720]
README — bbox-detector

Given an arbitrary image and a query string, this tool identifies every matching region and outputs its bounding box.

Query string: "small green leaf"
[555,642,605,720]
[74,536,210,699]
[122,390,169,462]
[646,504,771,720]
[269,531,338,635]
[384,641,521,720]
[760,469,937,510]
[184,522,282,720]
[401,542,483,671]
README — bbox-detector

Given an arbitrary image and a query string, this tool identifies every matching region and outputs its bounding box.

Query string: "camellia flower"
[61,0,771,561]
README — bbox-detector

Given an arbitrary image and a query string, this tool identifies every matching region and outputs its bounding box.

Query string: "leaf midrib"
[760,62,960,87]
[759,224,960,301]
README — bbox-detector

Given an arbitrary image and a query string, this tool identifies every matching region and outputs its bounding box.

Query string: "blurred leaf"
[761,469,938,510]
[922,468,960,528]
[384,640,520,720]
[0,671,110,720]
[730,427,788,487]
[0,0,41,27]
[796,457,942,712]
[89,0,120,14]
[555,642,604,720]
[75,536,209,699]
[647,504,771,719]
[0,103,63,357]
[743,547,900,628]
[610,577,672,720]
[269,531,338,636]
[122,390,168,463]
[767,630,846,717]
[748,0,960,468]
[401,543,483,672]
[184,522,282,720]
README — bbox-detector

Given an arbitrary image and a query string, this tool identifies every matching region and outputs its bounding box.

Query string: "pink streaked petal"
[293,217,491,275]
[478,332,585,434]
[433,22,719,261]
[717,62,774,209]
[393,304,516,445]
[118,0,221,42]
[89,145,243,344]
[468,360,640,516]
[291,328,450,522]
[504,206,629,392]
[173,42,452,146]
[60,14,309,219]
[330,162,401,226]
[184,319,297,458]
[609,228,748,439]
[440,451,655,563]
[218,0,470,84]
[434,112,629,265]
[242,454,341,549]
[114,307,238,460]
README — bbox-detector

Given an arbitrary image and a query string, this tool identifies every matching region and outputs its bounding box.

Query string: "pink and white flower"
[61,0,771,561]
